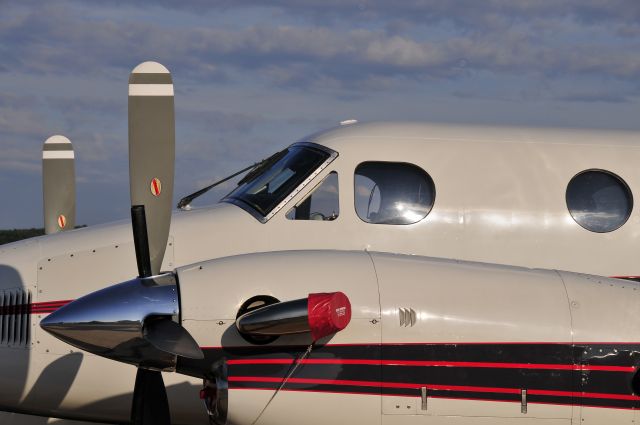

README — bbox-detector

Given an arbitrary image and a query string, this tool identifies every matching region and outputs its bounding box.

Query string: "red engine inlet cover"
[307,292,352,341]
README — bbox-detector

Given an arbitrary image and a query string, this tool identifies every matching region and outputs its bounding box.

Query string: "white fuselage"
[1,122,640,424]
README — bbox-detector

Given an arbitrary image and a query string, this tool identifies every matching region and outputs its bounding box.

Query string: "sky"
[1,1,640,228]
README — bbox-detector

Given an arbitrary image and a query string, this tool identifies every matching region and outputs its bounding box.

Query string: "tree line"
[0,228,46,245]
[0,226,86,245]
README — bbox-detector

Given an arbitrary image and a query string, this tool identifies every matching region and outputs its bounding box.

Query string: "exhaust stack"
[237,292,352,341]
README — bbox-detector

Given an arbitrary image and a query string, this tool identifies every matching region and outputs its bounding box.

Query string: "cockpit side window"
[355,161,435,225]
[224,145,332,219]
[286,172,339,221]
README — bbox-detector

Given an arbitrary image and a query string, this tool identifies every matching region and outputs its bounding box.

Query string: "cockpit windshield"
[223,145,332,218]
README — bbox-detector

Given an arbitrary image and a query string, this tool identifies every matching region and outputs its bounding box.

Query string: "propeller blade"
[144,318,204,359]
[42,135,76,235]
[131,205,152,278]
[129,61,175,275]
[131,368,171,425]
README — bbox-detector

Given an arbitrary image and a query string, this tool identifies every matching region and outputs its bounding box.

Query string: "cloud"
[2,2,640,89]
[80,0,640,31]
[0,93,47,137]
[178,108,262,136]
[556,91,631,104]
[0,92,54,174]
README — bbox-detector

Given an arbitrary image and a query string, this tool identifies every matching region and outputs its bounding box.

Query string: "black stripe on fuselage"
[177,343,640,410]
[230,363,573,392]
[380,343,574,364]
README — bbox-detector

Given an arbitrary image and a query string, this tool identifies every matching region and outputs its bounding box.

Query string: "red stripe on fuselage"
[202,341,640,349]
[26,300,73,315]
[33,300,73,305]
[229,376,640,402]
[227,358,634,372]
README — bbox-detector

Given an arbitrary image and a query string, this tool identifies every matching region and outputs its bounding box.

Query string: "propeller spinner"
[41,61,201,425]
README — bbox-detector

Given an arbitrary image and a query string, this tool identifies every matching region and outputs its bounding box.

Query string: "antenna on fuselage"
[42,135,76,235]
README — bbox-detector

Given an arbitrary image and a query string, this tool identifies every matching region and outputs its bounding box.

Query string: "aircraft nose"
[40,273,180,370]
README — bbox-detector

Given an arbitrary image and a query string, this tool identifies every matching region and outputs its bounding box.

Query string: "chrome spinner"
[40,273,180,371]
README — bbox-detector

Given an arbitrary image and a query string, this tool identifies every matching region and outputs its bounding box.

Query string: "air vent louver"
[0,289,31,347]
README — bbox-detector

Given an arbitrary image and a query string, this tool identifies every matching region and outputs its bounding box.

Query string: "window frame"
[286,171,340,222]
[222,142,338,223]
[565,168,633,233]
[353,160,436,225]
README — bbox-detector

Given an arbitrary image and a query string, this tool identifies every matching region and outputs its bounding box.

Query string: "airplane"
[1,61,640,425]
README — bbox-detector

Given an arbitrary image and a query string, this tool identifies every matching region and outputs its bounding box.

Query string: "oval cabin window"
[566,170,633,233]
[354,162,435,225]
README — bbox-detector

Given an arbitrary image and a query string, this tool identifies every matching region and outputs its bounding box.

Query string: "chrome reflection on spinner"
[40,273,179,371]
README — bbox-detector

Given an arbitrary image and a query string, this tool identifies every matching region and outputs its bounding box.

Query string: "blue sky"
[1,1,639,228]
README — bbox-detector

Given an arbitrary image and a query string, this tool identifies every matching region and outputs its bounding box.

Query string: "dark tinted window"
[566,170,632,233]
[355,162,435,225]
[225,146,330,217]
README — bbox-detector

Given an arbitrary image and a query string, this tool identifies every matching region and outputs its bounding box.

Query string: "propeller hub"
[40,273,179,371]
